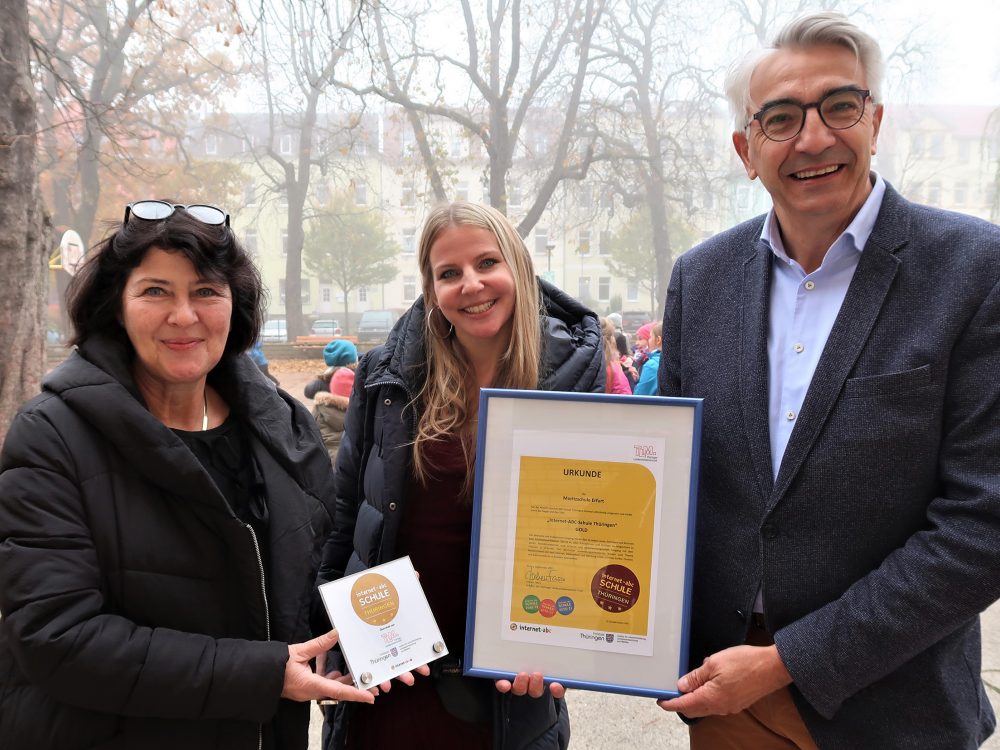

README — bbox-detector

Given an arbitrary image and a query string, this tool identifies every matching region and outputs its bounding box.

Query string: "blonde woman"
[317,202,603,749]
[601,317,633,394]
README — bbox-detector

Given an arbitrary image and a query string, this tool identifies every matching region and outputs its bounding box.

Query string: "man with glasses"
[657,12,999,749]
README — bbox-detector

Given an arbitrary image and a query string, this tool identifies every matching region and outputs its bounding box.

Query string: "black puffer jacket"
[319,280,603,749]
[0,335,336,749]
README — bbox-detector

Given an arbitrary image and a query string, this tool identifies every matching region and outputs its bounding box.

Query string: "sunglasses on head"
[123,200,230,228]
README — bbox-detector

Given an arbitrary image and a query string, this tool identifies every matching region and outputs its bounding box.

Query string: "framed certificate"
[464,389,702,699]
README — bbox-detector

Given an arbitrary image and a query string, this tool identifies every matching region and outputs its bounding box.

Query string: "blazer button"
[761,523,778,539]
[388,502,397,511]
[384,398,392,406]
[735,609,745,620]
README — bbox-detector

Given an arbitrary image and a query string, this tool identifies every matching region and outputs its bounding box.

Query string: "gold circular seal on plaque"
[350,573,400,626]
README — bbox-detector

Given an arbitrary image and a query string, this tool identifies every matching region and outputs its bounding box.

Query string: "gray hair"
[724,11,884,131]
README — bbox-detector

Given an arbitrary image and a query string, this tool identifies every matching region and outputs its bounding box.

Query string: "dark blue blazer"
[659,183,1000,749]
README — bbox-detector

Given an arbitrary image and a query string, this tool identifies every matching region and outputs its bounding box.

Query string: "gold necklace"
[202,389,209,431]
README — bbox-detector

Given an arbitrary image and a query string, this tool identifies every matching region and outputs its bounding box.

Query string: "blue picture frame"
[463,389,703,699]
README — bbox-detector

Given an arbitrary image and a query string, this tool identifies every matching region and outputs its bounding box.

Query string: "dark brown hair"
[66,208,265,357]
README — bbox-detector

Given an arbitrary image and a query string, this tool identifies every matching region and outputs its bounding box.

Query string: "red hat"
[636,323,653,341]
[331,367,355,398]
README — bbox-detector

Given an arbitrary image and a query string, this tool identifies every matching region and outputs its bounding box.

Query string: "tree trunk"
[0,0,51,445]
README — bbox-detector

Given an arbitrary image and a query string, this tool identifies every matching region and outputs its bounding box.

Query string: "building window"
[403,275,417,301]
[244,181,257,206]
[736,185,751,212]
[533,133,548,155]
[456,181,469,202]
[930,134,945,160]
[279,134,293,155]
[598,276,610,301]
[509,186,522,207]
[954,181,968,206]
[244,230,258,256]
[281,229,288,256]
[626,280,639,302]
[401,181,415,207]
[402,228,416,255]
[359,286,368,302]
[928,180,942,206]
[600,192,613,210]
[599,230,611,256]
[279,189,288,208]
[449,134,463,158]
[578,230,591,255]
[911,133,925,157]
[534,227,548,255]
[354,180,368,205]
[577,276,591,300]
[242,135,256,153]
[958,139,971,162]
[355,139,368,156]
[205,133,218,155]
[578,184,593,209]
[402,128,416,153]
[322,287,331,303]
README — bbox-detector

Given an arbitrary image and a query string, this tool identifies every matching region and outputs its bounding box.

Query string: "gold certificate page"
[500,431,664,655]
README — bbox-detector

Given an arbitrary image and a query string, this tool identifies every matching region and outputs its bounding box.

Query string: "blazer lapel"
[770,186,911,507]
[740,238,775,502]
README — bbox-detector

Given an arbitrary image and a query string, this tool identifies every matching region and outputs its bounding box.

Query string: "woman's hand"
[315,643,431,696]
[495,672,565,699]
[281,630,377,703]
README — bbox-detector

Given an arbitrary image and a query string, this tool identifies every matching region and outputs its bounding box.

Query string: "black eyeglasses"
[750,87,872,142]
[123,200,230,227]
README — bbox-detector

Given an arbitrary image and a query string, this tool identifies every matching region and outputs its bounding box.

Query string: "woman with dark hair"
[0,201,394,749]
[319,201,603,749]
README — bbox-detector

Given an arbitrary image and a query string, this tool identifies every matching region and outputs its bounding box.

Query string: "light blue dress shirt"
[752,174,887,614]
[764,173,887,480]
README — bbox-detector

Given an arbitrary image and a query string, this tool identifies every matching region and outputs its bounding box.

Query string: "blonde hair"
[412,201,542,494]
[600,317,619,392]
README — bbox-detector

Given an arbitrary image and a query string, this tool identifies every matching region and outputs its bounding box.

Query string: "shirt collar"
[761,172,887,264]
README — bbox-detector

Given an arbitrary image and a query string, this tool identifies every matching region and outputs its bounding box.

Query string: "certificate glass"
[319,556,448,688]
[464,390,702,699]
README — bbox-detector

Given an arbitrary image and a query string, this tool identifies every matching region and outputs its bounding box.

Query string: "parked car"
[621,311,652,334]
[310,319,342,337]
[261,319,288,343]
[357,309,398,344]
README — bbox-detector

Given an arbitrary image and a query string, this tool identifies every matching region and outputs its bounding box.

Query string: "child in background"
[601,317,632,394]
[632,322,662,395]
[313,366,355,464]
[305,339,358,399]
[632,322,653,375]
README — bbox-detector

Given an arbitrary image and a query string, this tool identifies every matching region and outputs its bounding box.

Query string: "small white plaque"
[318,556,448,688]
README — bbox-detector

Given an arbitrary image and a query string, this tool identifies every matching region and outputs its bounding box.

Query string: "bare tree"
[342,0,605,236]
[234,0,362,339]
[586,0,718,316]
[0,0,50,444]
[30,0,239,245]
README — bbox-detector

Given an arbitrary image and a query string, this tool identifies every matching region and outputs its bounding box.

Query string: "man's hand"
[495,672,566,699]
[656,644,792,717]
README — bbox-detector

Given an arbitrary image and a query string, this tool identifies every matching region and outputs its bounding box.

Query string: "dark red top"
[345,435,492,749]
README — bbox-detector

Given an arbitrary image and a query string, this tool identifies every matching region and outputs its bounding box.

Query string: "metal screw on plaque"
[433,641,445,654]
[360,672,373,685]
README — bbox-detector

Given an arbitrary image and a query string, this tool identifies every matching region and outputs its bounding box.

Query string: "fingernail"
[677,676,689,692]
